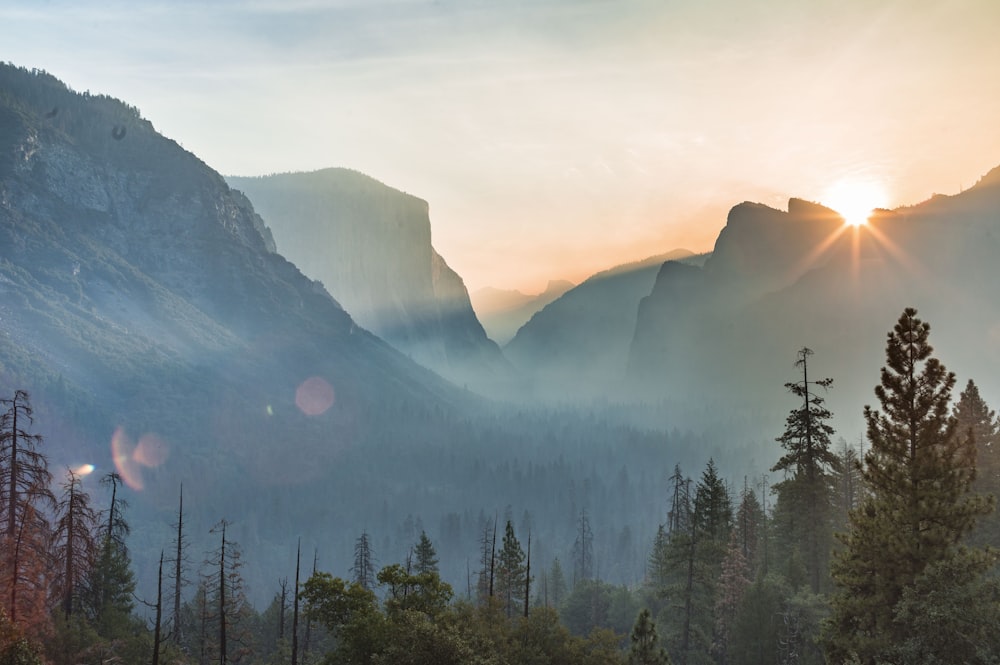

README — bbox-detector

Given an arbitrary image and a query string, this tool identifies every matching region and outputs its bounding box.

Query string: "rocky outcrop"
[627,183,1000,420]
[228,169,510,393]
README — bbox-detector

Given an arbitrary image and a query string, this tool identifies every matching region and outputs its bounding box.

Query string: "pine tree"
[713,530,750,663]
[413,531,438,575]
[572,509,594,586]
[660,459,731,665]
[548,558,567,609]
[954,379,1000,545]
[351,532,376,591]
[823,308,996,664]
[628,608,672,665]
[496,520,526,618]
[771,348,839,594]
[85,472,136,637]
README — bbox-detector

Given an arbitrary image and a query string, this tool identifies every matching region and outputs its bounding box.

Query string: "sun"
[823,179,889,227]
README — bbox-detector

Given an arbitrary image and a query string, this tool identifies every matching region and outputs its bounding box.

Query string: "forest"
[2,306,999,665]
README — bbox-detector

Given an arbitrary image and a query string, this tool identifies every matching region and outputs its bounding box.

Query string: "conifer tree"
[351,532,376,592]
[713,529,750,663]
[823,308,996,664]
[85,472,135,636]
[413,530,438,575]
[954,379,1000,544]
[771,348,839,594]
[548,558,567,609]
[628,608,672,665]
[572,509,594,586]
[496,520,526,618]
[660,460,731,665]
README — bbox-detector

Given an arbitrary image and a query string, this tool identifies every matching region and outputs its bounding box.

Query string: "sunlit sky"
[4,0,1000,293]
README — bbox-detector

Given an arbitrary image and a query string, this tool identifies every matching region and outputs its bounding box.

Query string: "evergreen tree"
[832,438,864,530]
[659,460,731,665]
[351,532,376,592]
[732,482,764,578]
[712,530,749,663]
[496,520,526,618]
[954,379,1000,545]
[413,531,438,575]
[628,608,672,665]
[771,348,839,594]
[572,509,594,586]
[823,308,996,664]
[548,558,567,609]
[85,472,136,637]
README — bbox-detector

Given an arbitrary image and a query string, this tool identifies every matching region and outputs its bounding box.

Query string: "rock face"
[627,181,1000,421]
[0,63,467,498]
[227,170,510,392]
[471,280,574,346]
[503,250,697,399]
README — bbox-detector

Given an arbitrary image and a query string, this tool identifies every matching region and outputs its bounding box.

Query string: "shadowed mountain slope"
[503,249,698,400]
[628,180,1000,424]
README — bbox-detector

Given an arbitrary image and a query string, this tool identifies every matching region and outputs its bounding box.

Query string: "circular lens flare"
[296,377,336,416]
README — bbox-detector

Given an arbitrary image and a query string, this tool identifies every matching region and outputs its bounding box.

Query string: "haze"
[4,0,1000,293]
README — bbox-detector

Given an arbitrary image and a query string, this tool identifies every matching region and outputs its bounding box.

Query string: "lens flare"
[110,427,171,490]
[295,376,336,416]
[72,463,95,477]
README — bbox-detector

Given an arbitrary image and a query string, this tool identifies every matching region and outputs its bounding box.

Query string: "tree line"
[3,306,1000,663]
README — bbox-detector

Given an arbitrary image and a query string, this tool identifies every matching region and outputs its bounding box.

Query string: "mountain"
[471,279,574,345]
[503,250,699,400]
[227,170,511,393]
[0,64,480,591]
[627,180,1000,428]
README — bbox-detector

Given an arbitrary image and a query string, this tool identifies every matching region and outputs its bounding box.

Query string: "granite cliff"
[228,170,511,393]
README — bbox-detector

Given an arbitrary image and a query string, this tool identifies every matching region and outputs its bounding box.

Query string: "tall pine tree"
[823,308,996,663]
[771,347,839,594]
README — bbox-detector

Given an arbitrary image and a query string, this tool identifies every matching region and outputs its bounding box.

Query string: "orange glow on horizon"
[823,179,889,228]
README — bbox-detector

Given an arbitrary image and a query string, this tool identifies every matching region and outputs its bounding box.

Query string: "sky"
[4,0,1000,293]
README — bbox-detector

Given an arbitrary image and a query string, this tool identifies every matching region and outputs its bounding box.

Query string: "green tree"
[823,307,996,664]
[628,608,671,665]
[771,348,839,594]
[496,520,526,619]
[413,530,438,575]
[352,532,377,592]
[658,460,730,665]
[954,379,1000,545]
[300,572,386,665]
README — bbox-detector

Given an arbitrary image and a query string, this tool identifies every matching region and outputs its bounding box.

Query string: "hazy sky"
[4,0,1000,292]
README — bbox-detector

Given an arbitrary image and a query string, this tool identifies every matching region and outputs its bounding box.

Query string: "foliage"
[823,308,996,664]
[496,521,527,618]
[771,348,839,594]
[628,608,671,665]
[413,530,439,575]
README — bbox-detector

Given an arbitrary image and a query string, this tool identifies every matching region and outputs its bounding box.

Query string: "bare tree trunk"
[153,552,163,665]
[291,539,300,665]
